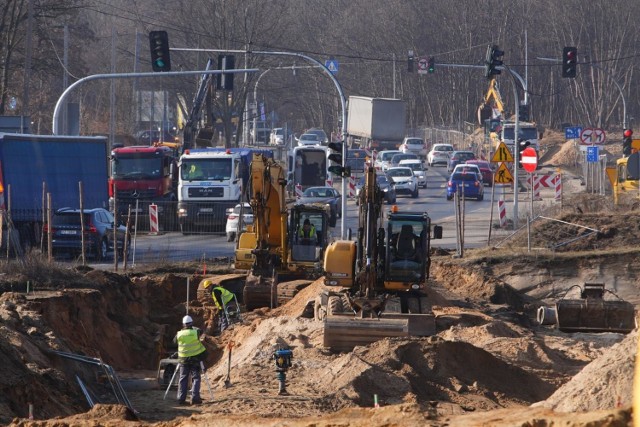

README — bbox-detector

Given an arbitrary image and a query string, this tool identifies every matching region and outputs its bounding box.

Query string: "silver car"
[398,159,427,188]
[427,143,455,166]
[225,203,253,242]
[400,137,427,159]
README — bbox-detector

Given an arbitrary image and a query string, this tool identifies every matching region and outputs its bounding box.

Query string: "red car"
[465,160,494,186]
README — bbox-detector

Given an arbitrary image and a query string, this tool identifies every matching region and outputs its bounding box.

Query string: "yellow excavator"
[234,152,331,310]
[316,166,443,351]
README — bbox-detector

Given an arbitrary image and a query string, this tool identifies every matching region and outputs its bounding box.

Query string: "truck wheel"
[226,232,236,242]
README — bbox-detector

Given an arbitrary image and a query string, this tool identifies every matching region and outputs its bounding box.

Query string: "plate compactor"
[537,282,637,334]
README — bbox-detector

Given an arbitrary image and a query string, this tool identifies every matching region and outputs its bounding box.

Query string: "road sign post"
[521,147,537,173]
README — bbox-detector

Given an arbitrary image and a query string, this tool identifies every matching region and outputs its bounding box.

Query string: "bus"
[288,145,329,192]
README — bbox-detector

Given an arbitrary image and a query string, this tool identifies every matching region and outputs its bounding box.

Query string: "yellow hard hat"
[202,279,213,289]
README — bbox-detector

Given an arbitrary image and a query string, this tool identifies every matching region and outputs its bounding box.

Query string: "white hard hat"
[182,315,193,325]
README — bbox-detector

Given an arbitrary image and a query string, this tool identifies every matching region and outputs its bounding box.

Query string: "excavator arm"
[477,79,505,125]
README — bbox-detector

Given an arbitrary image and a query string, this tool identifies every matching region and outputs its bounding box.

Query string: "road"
[87,164,562,269]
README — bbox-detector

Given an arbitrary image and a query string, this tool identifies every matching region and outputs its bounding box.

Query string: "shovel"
[224,341,234,388]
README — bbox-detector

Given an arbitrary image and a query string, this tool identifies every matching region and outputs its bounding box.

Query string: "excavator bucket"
[554,283,637,334]
[243,273,278,311]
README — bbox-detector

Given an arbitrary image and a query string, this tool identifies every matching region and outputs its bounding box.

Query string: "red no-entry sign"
[521,147,537,173]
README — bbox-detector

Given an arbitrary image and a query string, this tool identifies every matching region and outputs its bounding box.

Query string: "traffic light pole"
[52,69,258,135]
[172,48,349,239]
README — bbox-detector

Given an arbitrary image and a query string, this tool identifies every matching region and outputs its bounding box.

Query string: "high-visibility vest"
[177,328,206,358]
[298,225,316,239]
[212,286,235,309]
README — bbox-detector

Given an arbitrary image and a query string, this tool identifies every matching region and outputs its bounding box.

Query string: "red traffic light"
[624,129,633,138]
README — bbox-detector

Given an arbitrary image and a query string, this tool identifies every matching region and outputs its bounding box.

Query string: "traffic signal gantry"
[562,47,577,78]
[484,44,504,80]
[149,31,171,72]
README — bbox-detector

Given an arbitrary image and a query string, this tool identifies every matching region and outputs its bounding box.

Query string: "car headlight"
[418,175,424,179]
[383,188,389,192]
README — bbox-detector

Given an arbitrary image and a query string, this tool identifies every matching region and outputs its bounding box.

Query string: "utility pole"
[22,0,34,132]
[62,25,69,134]
[109,27,116,150]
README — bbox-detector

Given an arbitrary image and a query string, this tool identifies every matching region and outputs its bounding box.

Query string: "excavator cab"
[288,204,330,265]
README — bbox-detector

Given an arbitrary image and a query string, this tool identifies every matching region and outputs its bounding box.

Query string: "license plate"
[60,230,77,235]
[200,208,213,213]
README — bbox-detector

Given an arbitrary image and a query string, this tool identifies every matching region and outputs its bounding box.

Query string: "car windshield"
[53,213,91,226]
[402,163,422,171]
[300,134,317,141]
[232,204,251,215]
[452,173,478,182]
[303,187,332,197]
[406,139,423,145]
[380,151,400,161]
[454,152,475,160]
[387,168,412,177]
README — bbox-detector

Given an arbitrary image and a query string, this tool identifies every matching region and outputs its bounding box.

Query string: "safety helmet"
[182,315,193,325]
[202,279,213,289]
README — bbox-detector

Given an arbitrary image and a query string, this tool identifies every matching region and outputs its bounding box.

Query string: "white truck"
[177,148,272,233]
[346,96,407,151]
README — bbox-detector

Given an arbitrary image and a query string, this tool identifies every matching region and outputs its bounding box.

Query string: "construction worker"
[297,218,317,245]
[173,315,207,405]
[211,286,236,333]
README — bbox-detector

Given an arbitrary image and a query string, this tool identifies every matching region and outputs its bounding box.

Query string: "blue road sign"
[325,59,339,74]
[586,146,599,162]
[565,126,582,139]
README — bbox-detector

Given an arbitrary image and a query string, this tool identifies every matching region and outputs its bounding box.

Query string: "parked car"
[225,203,253,242]
[464,160,494,186]
[304,128,329,145]
[374,150,402,171]
[400,137,427,159]
[446,172,484,201]
[386,166,419,198]
[427,143,455,166]
[447,151,476,173]
[48,207,128,261]
[355,173,396,204]
[399,159,427,188]
[297,186,341,226]
[297,133,322,147]
[390,153,419,168]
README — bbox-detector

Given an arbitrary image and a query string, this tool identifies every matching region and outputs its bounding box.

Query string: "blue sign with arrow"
[565,126,582,139]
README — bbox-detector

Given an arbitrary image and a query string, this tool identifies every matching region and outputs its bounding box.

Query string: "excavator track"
[276,279,314,306]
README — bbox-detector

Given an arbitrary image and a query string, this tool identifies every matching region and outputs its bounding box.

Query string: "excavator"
[233,152,331,310]
[315,166,443,351]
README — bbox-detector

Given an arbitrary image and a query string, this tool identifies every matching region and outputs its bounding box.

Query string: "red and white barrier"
[149,203,159,235]
[498,198,507,228]
[325,178,333,188]
[295,183,303,198]
[555,173,562,200]
[348,175,356,198]
[533,174,542,201]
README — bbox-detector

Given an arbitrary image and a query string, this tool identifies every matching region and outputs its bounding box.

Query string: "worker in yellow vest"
[173,315,207,405]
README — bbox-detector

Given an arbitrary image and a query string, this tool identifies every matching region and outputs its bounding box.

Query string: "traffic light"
[518,104,530,122]
[327,141,350,177]
[216,55,235,91]
[149,31,171,72]
[562,47,577,78]
[517,138,530,162]
[408,50,414,73]
[623,129,633,156]
[484,44,504,80]
[428,56,435,73]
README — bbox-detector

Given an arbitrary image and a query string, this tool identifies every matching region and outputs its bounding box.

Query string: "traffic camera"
[623,129,633,156]
[484,45,504,79]
[562,47,577,78]
[216,55,235,91]
[149,31,171,72]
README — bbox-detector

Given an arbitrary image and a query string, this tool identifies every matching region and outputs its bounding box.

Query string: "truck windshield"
[181,158,232,181]
[502,126,538,142]
[294,149,327,187]
[111,156,161,179]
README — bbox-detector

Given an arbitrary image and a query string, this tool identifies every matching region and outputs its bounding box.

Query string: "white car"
[225,203,253,242]
[297,133,322,146]
[270,128,289,146]
[398,159,427,188]
[400,137,427,159]
[386,166,419,198]
[374,150,401,172]
[452,163,481,178]
[427,143,455,166]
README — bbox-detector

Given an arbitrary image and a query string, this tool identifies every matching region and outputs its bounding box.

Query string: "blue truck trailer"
[0,133,109,248]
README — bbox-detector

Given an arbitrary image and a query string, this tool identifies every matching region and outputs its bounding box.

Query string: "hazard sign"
[491,142,514,163]
[494,162,514,184]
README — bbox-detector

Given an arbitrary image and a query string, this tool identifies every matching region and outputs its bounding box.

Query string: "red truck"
[109,145,178,231]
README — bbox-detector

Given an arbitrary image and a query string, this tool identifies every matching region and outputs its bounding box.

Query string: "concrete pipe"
[537,306,557,326]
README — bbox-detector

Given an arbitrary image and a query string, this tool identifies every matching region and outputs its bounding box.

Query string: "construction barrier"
[149,203,159,235]
[348,175,356,198]
[295,184,303,198]
[555,173,562,200]
[325,178,333,188]
[498,198,506,228]
[533,174,542,201]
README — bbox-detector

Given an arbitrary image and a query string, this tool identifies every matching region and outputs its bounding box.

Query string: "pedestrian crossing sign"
[494,162,514,184]
[325,59,339,74]
[491,142,514,163]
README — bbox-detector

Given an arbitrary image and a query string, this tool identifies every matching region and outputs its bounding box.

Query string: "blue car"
[446,172,484,201]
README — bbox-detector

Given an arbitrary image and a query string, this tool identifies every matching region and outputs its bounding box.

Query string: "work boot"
[191,398,203,405]
[177,400,189,406]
